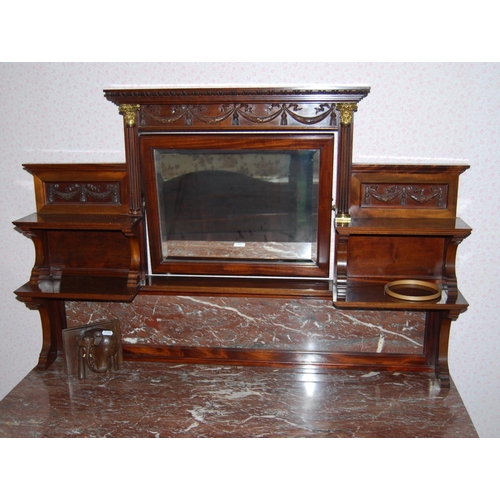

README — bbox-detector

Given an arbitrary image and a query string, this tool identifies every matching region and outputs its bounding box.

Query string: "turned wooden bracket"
[18,297,66,370]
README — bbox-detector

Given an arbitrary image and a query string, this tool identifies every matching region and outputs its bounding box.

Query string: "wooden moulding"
[139,276,333,300]
[122,344,433,374]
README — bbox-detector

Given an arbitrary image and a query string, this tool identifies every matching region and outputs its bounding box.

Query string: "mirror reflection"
[154,150,320,262]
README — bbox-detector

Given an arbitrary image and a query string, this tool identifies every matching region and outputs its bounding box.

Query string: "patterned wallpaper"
[1,62,499,436]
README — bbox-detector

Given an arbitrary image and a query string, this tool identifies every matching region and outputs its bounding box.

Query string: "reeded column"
[335,103,358,224]
[119,104,142,215]
[334,232,349,299]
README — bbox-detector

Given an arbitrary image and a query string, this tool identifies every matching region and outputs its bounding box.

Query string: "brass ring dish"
[384,279,442,302]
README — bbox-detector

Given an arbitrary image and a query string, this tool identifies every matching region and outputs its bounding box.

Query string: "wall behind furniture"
[1,62,498,436]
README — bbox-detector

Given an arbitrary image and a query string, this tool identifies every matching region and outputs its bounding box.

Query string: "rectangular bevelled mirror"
[141,134,335,277]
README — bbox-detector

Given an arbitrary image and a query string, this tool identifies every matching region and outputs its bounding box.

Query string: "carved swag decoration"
[140,103,338,127]
[47,183,120,204]
[364,185,445,207]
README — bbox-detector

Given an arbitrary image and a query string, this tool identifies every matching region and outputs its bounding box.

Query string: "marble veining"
[0,360,477,438]
[164,241,315,261]
[66,296,425,353]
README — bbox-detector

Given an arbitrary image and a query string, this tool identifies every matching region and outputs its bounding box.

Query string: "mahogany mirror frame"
[140,133,335,278]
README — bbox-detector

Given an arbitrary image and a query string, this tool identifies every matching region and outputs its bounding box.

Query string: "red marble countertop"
[0,359,477,438]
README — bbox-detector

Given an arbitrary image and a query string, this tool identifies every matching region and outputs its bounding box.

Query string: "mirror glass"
[154,149,320,263]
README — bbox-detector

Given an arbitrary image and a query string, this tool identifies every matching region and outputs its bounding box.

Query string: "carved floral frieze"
[139,103,338,128]
[363,184,447,207]
[47,183,120,204]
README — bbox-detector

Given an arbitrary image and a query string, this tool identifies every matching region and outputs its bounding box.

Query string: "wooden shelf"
[333,282,469,312]
[15,276,139,302]
[335,217,472,237]
[13,213,142,231]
